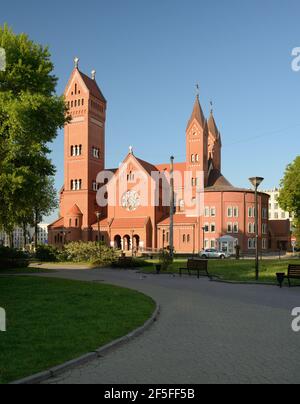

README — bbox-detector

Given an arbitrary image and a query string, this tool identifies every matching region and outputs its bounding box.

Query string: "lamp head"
[249,177,264,189]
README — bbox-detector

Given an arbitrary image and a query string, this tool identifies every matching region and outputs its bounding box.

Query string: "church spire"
[208,109,220,140]
[187,91,206,130]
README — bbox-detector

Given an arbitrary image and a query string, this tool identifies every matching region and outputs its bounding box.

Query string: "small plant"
[158,248,173,271]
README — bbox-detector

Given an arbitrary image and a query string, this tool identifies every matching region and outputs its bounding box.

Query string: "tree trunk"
[34,211,39,250]
[22,222,27,250]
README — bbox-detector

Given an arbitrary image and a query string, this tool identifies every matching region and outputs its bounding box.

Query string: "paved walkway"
[35,268,300,384]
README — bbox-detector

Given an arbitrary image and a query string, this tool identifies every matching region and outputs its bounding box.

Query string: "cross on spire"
[195,83,200,98]
[74,57,79,69]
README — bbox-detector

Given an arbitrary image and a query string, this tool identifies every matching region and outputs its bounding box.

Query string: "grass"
[0,267,56,275]
[141,258,300,284]
[0,276,155,384]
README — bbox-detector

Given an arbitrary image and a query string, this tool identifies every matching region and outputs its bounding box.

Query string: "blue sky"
[1,0,300,222]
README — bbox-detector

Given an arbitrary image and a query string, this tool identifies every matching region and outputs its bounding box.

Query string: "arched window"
[191,154,195,163]
[69,219,72,227]
[71,146,74,156]
[75,219,78,227]
[187,235,190,243]
[74,100,77,107]
[71,101,74,108]
[75,84,77,95]
[196,154,199,162]
[82,99,84,106]
[183,235,186,243]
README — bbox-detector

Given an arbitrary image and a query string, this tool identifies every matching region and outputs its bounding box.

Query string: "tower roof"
[78,70,106,103]
[187,95,206,129]
[208,112,220,139]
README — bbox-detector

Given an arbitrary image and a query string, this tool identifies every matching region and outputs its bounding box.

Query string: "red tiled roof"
[158,215,198,226]
[49,217,64,229]
[110,217,149,229]
[79,70,106,102]
[67,204,83,216]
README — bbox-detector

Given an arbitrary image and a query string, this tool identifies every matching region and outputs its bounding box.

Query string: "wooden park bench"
[285,264,300,287]
[179,259,210,279]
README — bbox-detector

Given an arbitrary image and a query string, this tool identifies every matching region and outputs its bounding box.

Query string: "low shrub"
[111,258,152,269]
[61,242,117,265]
[159,248,173,271]
[35,245,59,262]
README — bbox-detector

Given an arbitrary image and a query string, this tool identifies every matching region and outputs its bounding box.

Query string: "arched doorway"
[123,235,131,251]
[114,235,122,250]
[133,235,140,251]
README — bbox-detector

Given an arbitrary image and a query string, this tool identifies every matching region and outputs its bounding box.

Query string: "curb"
[11,303,160,385]
[210,276,277,286]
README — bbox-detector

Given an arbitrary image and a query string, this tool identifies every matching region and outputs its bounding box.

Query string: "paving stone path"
[35,268,300,384]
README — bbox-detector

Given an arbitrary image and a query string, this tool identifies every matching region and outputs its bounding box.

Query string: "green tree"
[278,156,300,247]
[0,25,68,245]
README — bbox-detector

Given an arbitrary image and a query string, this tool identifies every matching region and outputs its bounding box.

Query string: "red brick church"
[49,61,282,254]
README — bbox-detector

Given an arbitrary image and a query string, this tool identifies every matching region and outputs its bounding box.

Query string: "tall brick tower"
[186,92,209,189]
[58,58,107,242]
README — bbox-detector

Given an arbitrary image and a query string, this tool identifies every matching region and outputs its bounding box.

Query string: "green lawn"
[0,267,56,275]
[142,258,300,284]
[0,277,155,384]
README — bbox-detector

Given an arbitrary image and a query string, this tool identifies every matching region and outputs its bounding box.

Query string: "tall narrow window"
[75,84,77,95]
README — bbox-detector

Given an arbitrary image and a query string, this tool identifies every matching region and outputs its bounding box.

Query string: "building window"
[71,179,82,191]
[227,207,233,218]
[92,181,98,192]
[262,223,268,234]
[262,238,267,250]
[262,208,268,219]
[227,223,233,233]
[205,207,210,217]
[248,207,253,218]
[195,154,199,162]
[210,207,216,217]
[179,200,185,212]
[183,235,186,243]
[204,223,210,233]
[233,207,239,218]
[211,223,216,233]
[233,223,239,233]
[93,147,100,159]
[204,239,209,249]
[211,239,216,249]
[187,235,190,243]
[191,154,195,163]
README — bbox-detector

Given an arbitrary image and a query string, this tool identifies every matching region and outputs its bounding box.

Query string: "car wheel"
[201,255,208,259]
[220,255,225,260]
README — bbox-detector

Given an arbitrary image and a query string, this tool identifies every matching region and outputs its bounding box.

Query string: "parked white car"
[199,249,230,259]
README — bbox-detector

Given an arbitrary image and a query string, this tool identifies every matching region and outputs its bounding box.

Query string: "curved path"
[35,268,300,384]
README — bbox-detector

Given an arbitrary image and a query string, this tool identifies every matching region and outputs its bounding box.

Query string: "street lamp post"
[95,211,102,260]
[202,226,206,251]
[249,177,264,281]
[131,230,135,257]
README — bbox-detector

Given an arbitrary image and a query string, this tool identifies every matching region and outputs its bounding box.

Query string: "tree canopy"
[0,25,68,244]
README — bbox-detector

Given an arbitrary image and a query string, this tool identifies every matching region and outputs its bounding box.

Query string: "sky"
[1,0,300,222]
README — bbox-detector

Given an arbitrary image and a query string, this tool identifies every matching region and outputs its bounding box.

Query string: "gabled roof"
[78,70,106,103]
[48,217,64,229]
[187,95,206,129]
[67,204,83,216]
[135,157,159,175]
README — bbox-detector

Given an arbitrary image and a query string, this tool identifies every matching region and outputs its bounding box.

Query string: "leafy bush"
[35,245,59,262]
[159,248,173,271]
[0,246,28,259]
[0,246,30,269]
[61,242,117,265]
